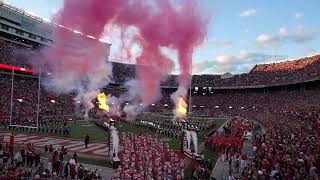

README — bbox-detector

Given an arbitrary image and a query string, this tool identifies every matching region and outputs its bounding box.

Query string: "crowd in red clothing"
[241,110,320,179]
[0,73,80,124]
[1,39,320,123]
[195,89,320,179]
[0,142,47,179]
[0,139,102,180]
[110,54,320,88]
[2,37,320,179]
[2,40,320,88]
[111,133,185,180]
[208,119,254,151]
[46,146,101,180]
[0,41,32,68]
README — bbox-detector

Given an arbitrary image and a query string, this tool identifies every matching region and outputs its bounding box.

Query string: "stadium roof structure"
[0,0,52,25]
[0,0,110,44]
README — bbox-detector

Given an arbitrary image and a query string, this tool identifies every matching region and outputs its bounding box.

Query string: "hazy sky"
[4,0,320,74]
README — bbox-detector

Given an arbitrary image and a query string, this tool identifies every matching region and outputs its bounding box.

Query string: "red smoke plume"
[40,0,207,105]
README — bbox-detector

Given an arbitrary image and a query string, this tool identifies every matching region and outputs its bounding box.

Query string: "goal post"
[9,69,40,129]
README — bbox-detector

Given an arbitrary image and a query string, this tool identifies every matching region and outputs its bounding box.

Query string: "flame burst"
[97,92,109,112]
[176,97,187,118]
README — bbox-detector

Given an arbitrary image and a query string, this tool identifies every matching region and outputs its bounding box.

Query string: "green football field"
[27,117,227,168]
[2,117,226,167]
[68,117,227,151]
[68,121,108,142]
[68,120,184,150]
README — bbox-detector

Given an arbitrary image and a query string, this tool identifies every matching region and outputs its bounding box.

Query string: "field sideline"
[46,117,227,144]
[1,117,227,168]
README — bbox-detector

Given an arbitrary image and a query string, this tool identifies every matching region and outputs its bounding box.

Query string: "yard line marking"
[28,137,54,144]
[34,139,71,147]
[68,144,96,151]
[0,133,110,157]
[92,148,109,156]
[63,142,84,149]
[78,144,107,153]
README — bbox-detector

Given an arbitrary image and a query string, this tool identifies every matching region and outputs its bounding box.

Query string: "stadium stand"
[2,52,320,178]
[214,55,320,87]
[196,87,320,178]
[1,1,320,178]
[0,40,32,68]
[1,36,320,88]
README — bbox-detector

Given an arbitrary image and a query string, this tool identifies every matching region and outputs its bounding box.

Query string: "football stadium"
[0,0,320,180]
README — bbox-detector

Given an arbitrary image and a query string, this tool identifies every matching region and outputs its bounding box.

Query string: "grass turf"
[4,117,228,152]
[3,117,226,166]
[2,121,108,142]
[69,121,108,142]
[4,117,227,151]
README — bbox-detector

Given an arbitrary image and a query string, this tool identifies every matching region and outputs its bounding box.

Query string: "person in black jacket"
[49,144,53,153]
[34,152,40,168]
[73,152,78,164]
[84,134,90,148]
[78,164,84,179]
[20,145,26,167]
[64,162,70,179]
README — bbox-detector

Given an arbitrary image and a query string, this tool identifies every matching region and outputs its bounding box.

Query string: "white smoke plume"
[106,94,121,117]
[120,80,146,121]
[28,20,113,119]
[74,90,99,119]
[70,61,113,119]
[123,104,138,121]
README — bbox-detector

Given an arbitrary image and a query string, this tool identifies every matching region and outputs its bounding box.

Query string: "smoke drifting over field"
[30,0,207,118]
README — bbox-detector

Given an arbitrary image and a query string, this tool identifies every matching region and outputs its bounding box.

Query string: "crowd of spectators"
[109,54,320,87]
[46,146,101,179]
[192,88,320,179]
[1,40,320,88]
[0,40,32,68]
[242,110,320,179]
[0,142,45,179]
[111,133,185,180]
[0,140,102,179]
[207,119,253,152]
[0,72,79,138]
[1,39,320,179]
[110,54,320,88]
[0,73,79,123]
[189,157,212,180]
[206,119,255,179]
[215,55,320,87]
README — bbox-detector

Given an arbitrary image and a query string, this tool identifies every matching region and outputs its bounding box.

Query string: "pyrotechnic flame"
[176,97,187,118]
[97,92,109,112]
